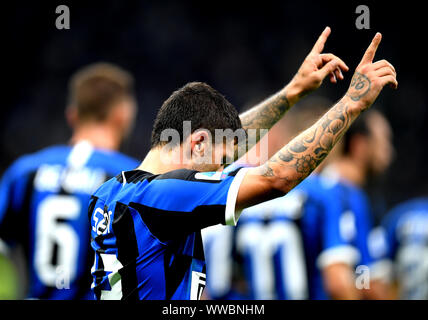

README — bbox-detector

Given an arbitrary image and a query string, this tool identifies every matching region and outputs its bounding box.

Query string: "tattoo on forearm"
[240,91,290,141]
[259,100,355,188]
[347,72,371,101]
[235,91,290,161]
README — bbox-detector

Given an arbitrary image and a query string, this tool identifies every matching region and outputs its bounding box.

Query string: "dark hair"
[343,110,373,154]
[150,82,242,148]
[67,62,135,122]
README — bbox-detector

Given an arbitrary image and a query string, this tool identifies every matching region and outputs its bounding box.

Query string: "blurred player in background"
[238,97,364,300]
[0,63,139,299]
[380,197,428,299]
[321,109,394,299]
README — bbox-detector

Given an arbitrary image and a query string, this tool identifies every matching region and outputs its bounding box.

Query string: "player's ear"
[66,105,78,129]
[190,129,211,157]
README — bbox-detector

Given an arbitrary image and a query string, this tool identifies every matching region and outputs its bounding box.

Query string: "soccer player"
[321,109,395,299]
[380,197,428,299]
[224,97,361,300]
[0,63,139,299]
[89,31,397,300]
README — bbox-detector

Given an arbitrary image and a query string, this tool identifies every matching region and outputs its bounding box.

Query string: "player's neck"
[331,157,366,186]
[138,147,188,174]
[70,123,121,151]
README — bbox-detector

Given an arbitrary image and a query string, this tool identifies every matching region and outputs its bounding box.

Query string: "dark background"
[1,0,426,222]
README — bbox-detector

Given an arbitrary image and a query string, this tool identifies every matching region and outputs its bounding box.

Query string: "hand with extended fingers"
[287,26,349,105]
[346,32,398,112]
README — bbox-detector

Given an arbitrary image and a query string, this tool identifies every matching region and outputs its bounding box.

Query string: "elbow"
[268,170,303,195]
[245,165,304,204]
[269,178,292,196]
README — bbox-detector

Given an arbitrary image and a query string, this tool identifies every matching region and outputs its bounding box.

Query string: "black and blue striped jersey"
[0,141,139,299]
[88,167,248,300]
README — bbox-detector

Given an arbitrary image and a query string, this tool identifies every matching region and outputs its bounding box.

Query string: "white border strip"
[121,171,127,187]
[225,168,249,226]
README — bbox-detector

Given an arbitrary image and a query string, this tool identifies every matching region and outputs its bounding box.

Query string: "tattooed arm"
[255,96,357,188]
[234,33,397,213]
[239,86,291,144]
[238,27,349,153]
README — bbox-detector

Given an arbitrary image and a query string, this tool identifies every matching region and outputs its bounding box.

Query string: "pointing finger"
[360,32,382,65]
[311,26,331,54]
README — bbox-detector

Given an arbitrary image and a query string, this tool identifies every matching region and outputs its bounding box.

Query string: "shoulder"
[154,168,198,181]
[91,174,124,202]
[154,169,238,183]
[92,169,200,203]
[2,145,70,182]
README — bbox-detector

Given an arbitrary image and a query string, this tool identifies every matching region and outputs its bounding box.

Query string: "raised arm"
[236,33,397,211]
[239,27,349,149]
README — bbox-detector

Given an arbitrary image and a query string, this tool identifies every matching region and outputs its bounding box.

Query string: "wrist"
[283,80,301,107]
[340,95,365,117]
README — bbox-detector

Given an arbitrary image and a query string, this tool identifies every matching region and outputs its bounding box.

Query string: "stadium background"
[0,0,426,298]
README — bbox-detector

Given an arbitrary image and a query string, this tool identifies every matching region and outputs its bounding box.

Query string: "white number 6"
[34,195,80,287]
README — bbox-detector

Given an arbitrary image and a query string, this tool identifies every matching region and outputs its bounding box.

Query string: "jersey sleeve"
[316,186,360,269]
[130,167,249,242]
